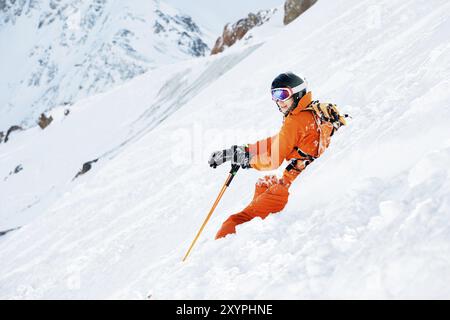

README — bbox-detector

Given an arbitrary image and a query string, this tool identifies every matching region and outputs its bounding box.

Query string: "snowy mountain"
[1,0,450,299]
[0,0,211,130]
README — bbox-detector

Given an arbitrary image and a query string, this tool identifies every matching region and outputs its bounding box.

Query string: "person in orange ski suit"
[208,72,329,239]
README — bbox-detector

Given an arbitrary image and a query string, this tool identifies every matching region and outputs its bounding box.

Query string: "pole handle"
[226,164,240,186]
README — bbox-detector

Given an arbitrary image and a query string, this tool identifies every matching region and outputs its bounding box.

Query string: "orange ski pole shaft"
[182,165,240,262]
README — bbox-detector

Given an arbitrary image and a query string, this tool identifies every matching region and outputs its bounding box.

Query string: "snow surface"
[1,0,450,299]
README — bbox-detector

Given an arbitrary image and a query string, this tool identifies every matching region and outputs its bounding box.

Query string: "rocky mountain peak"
[283,0,318,25]
[211,9,276,55]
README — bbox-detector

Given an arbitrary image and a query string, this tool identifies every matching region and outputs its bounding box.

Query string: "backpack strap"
[294,146,316,161]
[284,146,316,174]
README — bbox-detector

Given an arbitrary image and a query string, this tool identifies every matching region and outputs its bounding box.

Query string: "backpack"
[305,100,348,131]
[301,100,349,158]
[283,100,349,183]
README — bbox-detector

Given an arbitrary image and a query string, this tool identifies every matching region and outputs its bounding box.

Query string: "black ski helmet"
[271,72,307,112]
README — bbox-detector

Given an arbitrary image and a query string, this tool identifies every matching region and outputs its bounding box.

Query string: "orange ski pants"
[215,175,289,239]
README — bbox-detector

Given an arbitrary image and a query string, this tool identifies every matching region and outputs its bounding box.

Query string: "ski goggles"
[271,82,307,101]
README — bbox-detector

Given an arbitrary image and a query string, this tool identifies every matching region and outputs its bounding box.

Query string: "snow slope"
[0,43,260,230]
[1,0,450,299]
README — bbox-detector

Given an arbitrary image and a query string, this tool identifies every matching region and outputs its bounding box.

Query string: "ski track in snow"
[1,0,450,299]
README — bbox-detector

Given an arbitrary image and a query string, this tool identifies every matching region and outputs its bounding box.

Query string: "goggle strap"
[271,81,307,96]
[290,81,307,94]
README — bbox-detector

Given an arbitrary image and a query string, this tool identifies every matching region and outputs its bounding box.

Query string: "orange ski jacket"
[247,92,321,184]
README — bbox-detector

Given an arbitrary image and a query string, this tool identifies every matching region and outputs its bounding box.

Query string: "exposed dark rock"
[64,109,70,116]
[0,0,6,12]
[13,164,23,174]
[153,21,165,34]
[4,125,23,143]
[3,164,23,181]
[283,0,318,25]
[0,131,4,143]
[176,15,201,33]
[38,113,53,129]
[211,9,276,55]
[74,158,99,180]
[0,227,21,237]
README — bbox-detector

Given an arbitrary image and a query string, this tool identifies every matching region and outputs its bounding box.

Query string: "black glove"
[208,145,251,169]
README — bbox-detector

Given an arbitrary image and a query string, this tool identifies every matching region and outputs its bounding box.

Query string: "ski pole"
[182,164,240,262]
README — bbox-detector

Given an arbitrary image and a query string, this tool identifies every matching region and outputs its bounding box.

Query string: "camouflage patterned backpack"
[302,100,349,157]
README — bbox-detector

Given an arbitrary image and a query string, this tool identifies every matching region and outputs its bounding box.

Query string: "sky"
[164,0,284,35]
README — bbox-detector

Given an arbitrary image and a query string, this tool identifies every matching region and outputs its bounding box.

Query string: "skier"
[208,72,346,239]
